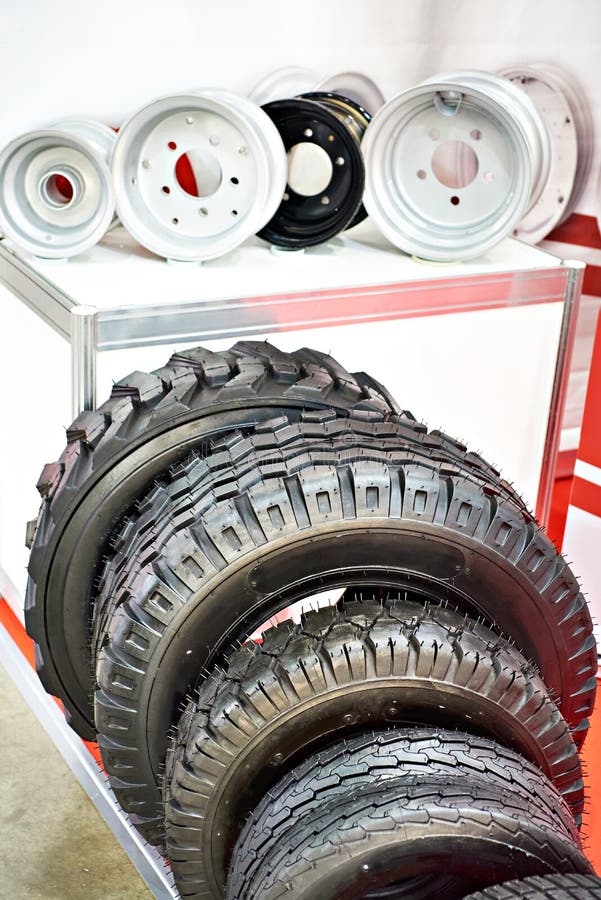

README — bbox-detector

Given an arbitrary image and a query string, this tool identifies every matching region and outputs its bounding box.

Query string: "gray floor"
[0,661,152,900]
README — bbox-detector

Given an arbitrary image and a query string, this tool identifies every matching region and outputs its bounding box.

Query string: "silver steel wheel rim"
[362,76,534,261]
[112,90,287,261]
[316,71,385,114]
[249,67,320,105]
[51,119,117,164]
[52,119,119,230]
[0,128,115,258]
[426,70,551,211]
[499,66,578,243]
[531,62,594,224]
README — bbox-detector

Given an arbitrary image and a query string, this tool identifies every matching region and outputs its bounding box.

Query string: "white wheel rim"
[112,90,287,261]
[249,67,320,105]
[316,72,385,114]
[51,119,117,163]
[499,67,578,243]
[363,73,535,261]
[531,62,594,224]
[426,70,551,210]
[0,128,114,258]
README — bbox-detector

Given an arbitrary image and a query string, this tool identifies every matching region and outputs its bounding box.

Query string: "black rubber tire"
[94,417,594,842]
[225,776,592,900]
[462,875,601,898]
[227,728,582,900]
[162,601,583,894]
[24,340,402,738]
[91,409,526,662]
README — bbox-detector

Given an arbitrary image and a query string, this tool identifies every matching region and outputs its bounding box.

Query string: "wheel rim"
[300,91,371,228]
[111,90,287,261]
[498,66,578,243]
[0,123,115,258]
[531,62,594,224]
[316,71,385,114]
[363,70,545,260]
[258,95,365,247]
[249,66,320,104]
[431,70,550,210]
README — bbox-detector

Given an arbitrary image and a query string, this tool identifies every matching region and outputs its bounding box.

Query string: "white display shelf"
[0,223,583,524]
[1,223,572,349]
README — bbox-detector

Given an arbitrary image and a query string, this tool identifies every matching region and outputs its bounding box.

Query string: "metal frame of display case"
[0,232,584,521]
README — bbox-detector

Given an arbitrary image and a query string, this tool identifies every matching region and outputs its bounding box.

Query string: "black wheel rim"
[258,95,365,247]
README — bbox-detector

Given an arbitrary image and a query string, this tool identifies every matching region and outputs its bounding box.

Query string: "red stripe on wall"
[547,213,601,250]
[577,314,601,469]
[571,476,601,519]
[583,265,601,297]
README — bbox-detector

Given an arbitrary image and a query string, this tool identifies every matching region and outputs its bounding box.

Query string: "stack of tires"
[25,341,598,898]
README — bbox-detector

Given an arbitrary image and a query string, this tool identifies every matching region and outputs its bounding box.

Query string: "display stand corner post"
[70,305,98,418]
[536,258,585,525]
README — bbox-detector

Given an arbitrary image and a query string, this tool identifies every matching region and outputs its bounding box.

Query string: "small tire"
[225,775,592,900]
[163,600,583,895]
[462,874,601,898]
[228,728,582,900]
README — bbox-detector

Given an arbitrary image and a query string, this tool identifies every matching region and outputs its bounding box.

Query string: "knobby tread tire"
[226,776,592,900]
[162,600,583,895]
[93,424,594,843]
[228,727,582,899]
[463,874,601,898]
[92,410,527,661]
[25,340,409,737]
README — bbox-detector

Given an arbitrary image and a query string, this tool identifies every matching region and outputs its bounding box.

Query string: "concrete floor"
[0,661,152,900]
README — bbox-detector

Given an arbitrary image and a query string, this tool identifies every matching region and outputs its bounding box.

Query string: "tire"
[94,418,593,842]
[25,340,402,738]
[92,409,526,661]
[227,728,582,900]
[462,874,601,898]
[224,776,592,900]
[162,601,583,893]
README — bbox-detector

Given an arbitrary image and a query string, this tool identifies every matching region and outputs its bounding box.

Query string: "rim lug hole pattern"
[0,119,116,258]
[362,69,551,260]
[258,92,369,248]
[111,90,287,261]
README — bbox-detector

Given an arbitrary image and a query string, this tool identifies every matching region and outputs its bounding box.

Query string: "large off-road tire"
[93,412,594,844]
[162,601,583,893]
[91,410,524,664]
[25,341,404,737]
[463,875,601,899]
[227,728,582,900]
[225,776,592,900]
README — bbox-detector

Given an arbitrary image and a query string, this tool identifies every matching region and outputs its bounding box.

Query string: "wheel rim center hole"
[431,140,479,189]
[287,142,333,197]
[40,171,77,208]
[175,150,222,198]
